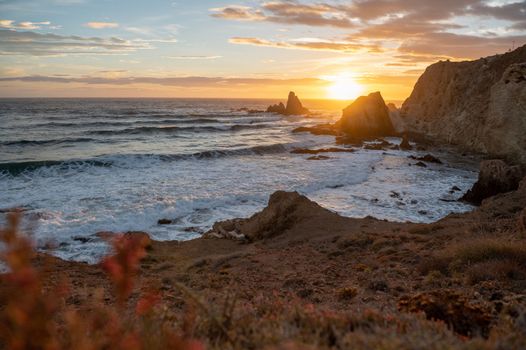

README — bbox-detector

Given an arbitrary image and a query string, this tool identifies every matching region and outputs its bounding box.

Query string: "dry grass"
[2,214,526,349]
[420,238,526,283]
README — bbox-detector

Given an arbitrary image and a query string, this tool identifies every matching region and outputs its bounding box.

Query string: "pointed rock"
[266,91,309,115]
[285,91,309,115]
[338,92,395,138]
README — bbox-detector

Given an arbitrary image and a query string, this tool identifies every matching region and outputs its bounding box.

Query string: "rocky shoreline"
[8,175,525,348]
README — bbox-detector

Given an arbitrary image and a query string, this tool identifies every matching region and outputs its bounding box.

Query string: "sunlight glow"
[326,75,364,100]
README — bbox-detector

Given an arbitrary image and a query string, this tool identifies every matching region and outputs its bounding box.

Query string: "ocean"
[0,98,479,262]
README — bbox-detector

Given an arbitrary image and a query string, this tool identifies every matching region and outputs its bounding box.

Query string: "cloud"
[0,74,324,87]
[166,55,222,60]
[398,32,526,57]
[0,19,53,30]
[229,37,382,53]
[84,22,119,29]
[211,2,354,28]
[210,5,265,21]
[0,29,148,56]
[213,1,526,60]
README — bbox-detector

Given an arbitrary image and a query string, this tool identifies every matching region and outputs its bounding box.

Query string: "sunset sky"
[0,0,525,100]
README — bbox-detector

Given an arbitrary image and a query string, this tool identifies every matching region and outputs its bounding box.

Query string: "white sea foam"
[0,99,480,263]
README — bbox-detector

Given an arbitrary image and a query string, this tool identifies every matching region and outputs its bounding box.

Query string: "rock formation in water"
[337,91,395,138]
[266,91,309,115]
[266,102,286,114]
[285,91,309,115]
[462,159,524,205]
[399,45,526,164]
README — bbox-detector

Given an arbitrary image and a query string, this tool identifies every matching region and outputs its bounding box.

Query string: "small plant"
[337,286,358,300]
[0,214,203,350]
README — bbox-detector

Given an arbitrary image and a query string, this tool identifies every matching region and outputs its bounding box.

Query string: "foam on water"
[0,99,480,263]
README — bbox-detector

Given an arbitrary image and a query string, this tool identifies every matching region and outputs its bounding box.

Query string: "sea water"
[0,98,479,262]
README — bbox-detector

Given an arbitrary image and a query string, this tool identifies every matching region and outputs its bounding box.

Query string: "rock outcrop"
[204,191,336,241]
[399,45,526,164]
[338,92,395,138]
[266,102,286,114]
[266,91,309,115]
[461,160,524,205]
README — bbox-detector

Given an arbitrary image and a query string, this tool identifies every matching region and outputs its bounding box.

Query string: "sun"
[326,75,364,100]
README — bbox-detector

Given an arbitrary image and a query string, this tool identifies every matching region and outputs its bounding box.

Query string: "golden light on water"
[325,74,364,100]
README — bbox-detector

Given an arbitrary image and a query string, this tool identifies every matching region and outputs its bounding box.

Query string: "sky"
[0,0,525,100]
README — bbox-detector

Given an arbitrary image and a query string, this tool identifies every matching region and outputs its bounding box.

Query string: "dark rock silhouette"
[292,124,338,136]
[338,92,395,138]
[266,102,286,114]
[266,91,309,115]
[285,91,309,115]
[461,159,524,205]
[400,45,526,164]
[408,154,442,164]
[400,135,412,150]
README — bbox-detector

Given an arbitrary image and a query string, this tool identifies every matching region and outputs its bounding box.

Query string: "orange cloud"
[85,22,119,29]
[229,37,382,53]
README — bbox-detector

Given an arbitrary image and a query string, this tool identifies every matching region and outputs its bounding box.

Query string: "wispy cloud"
[166,55,222,60]
[0,74,324,87]
[84,22,119,29]
[213,0,526,60]
[211,2,354,28]
[0,19,54,30]
[0,29,148,56]
[229,37,382,53]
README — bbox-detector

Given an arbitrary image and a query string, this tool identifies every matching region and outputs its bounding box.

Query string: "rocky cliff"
[399,45,526,164]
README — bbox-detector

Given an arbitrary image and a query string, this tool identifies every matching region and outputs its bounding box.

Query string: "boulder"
[400,135,412,150]
[204,191,328,241]
[408,154,442,164]
[292,124,338,136]
[461,160,524,205]
[338,92,395,138]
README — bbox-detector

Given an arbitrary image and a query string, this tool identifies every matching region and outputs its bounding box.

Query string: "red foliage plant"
[0,214,203,350]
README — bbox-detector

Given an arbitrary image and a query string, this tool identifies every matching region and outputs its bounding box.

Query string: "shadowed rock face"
[400,45,526,164]
[462,159,524,205]
[204,191,339,241]
[266,102,286,114]
[285,91,309,115]
[338,91,395,138]
[266,91,309,116]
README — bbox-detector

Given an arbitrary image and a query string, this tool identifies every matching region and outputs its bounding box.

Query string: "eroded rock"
[462,160,524,205]
[266,91,309,116]
[338,91,396,138]
[204,191,329,241]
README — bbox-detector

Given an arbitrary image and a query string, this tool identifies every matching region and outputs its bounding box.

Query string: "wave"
[1,137,98,147]
[87,123,271,136]
[0,159,113,176]
[0,143,290,176]
[16,118,224,129]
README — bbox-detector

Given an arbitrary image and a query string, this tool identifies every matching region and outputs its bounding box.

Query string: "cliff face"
[400,45,526,164]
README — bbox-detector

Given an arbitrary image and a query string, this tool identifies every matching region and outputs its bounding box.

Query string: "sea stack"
[266,91,309,115]
[338,91,395,138]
